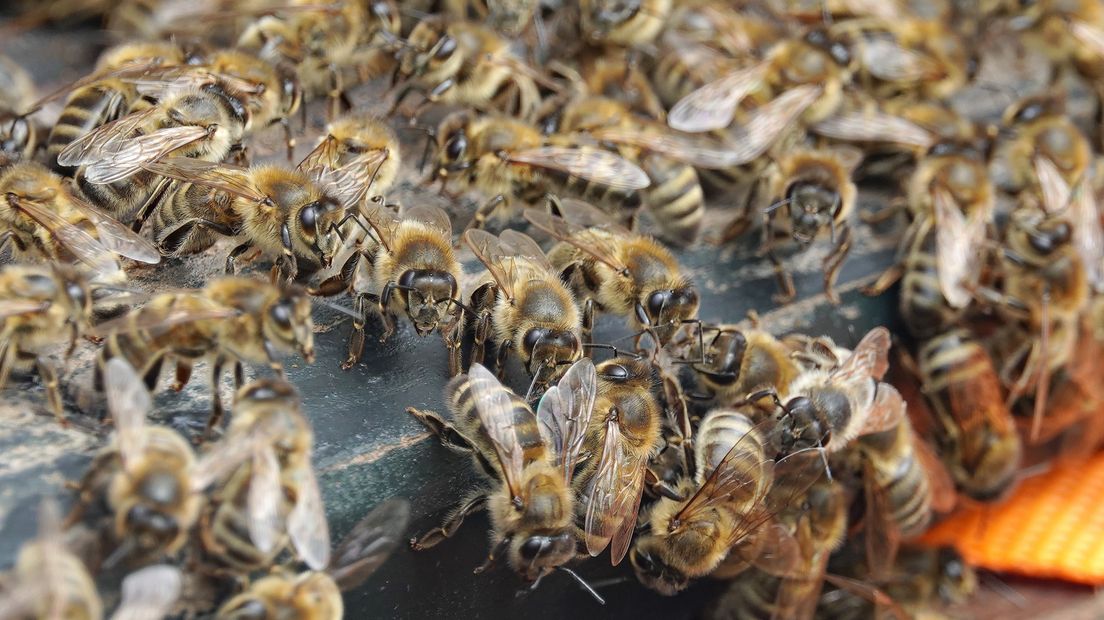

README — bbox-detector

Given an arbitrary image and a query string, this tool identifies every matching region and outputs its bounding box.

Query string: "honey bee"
[688,324,802,406]
[916,329,1022,501]
[407,360,597,584]
[863,137,996,337]
[0,54,36,168]
[0,162,162,282]
[432,111,650,230]
[69,358,253,565]
[44,41,189,172]
[1001,95,1095,210]
[0,264,93,420]
[1,500,186,619]
[438,0,540,36]
[297,111,401,211]
[214,498,411,619]
[663,1,782,60]
[999,0,1104,100]
[94,276,315,428]
[706,478,848,620]
[753,328,906,456]
[334,204,466,373]
[577,356,664,565]
[629,406,825,596]
[140,158,347,281]
[58,83,249,226]
[843,17,975,102]
[202,48,303,158]
[724,148,861,304]
[392,17,545,119]
[464,228,582,389]
[578,0,673,48]
[200,380,331,572]
[527,199,699,347]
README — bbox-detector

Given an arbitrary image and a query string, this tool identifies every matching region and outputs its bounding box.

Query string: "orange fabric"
[920,453,1104,585]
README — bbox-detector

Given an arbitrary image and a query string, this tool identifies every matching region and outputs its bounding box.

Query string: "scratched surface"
[0,17,1094,620]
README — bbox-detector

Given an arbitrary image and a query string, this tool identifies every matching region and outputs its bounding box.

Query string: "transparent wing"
[859,38,938,83]
[1071,20,1104,59]
[506,147,650,191]
[296,135,340,175]
[913,434,957,514]
[822,574,911,620]
[104,358,151,468]
[497,230,553,271]
[110,565,182,620]
[0,299,50,319]
[57,107,159,167]
[464,230,519,299]
[587,126,746,169]
[1033,156,1071,216]
[91,304,239,338]
[724,85,822,166]
[141,157,267,202]
[932,187,984,309]
[467,363,527,498]
[248,445,283,554]
[288,464,332,571]
[810,111,934,149]
[329,499,412,591]
[584,417,646,565]
[535,357,597,484]
[551,196,629,233]
[677,421,774,524]
[80,124,211,184]
[192,436,262,490]
[862,458,900,580]
[524,209,627,273]
[305,146,390,210]
[7,195,123,279]
[859,382,907,436]
[1069,176,1104,290]
[361,202,403,251]
[68,194,161,264]
[830,326,892,385]
[403,205,452,236]
[667,61,770,133]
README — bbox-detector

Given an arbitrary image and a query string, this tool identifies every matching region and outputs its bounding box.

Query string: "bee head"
[512,531,577,580]
[266,287,315,364]
[521,327,580,381]
[583,0,641,41]
[397,268,458,335]
[697,329,748,387]
[786,182,840,244]
[638,282,699,345]
[435,111,474,176]
[629,539,689,596]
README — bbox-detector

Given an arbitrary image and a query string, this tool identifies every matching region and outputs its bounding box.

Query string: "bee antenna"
[102,538,135,569]
[581,342,642,360]
[556,567,606,605]
[312,298,362,320]
[447,297,475,315]
[764,198,791,215]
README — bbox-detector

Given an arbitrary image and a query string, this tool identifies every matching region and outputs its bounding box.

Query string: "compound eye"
[600,363,630,381]
[646,290,670,320]
[522,327,549,354]
[398,270,417,288]
[270,302,293,328]
[519,537,547,560]
[445,134,467,160]
[435,35,457,59]
[300,204,318,233]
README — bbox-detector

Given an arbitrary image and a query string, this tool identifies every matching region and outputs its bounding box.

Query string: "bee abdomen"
[446,376,546,464]
[47,86,126,171]
[901,225,958,339]
[642,155,704,245]
[695,410,767,496]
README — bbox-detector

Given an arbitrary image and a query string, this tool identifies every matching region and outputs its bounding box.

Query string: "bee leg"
[469,283,497,368]
[406,407,474,452]
[234,361,245,388]
[495,340,512,380]
[224,242,256,275]
[582,298,595,348]
[341,294,367,371]
[130,177,172,234]
[823,223,852,305]
[410,493,488,551]
[466,195,507,233]
[442,311,465,378]
[644,468,685,501]
[36,357,64,425]
[862,263,904,297]
[860,198,907,225]
[207,357,228,433]
[767,245,796,304]
[377,282,398,342]
[0,341,15,393]
[171,360,193,392]
[280,118,294,162]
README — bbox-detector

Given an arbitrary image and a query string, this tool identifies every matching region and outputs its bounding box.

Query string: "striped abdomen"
[202,464,287,572]
[77,167,168,223]
[446,374,547,477]
[694,408,769,507]
[900,216,960,339]
[539,146,643,217]
[859,421,932,537]
[47,83,129,173]
[641,154,704,246]
[150,181,239,255]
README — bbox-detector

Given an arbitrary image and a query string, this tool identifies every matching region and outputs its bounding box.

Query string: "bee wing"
[361,202,403,252]
[465,230,518,299]
[523,209,628,274]
[0,300,51,319]
[862,458,900,581]
[822,575,911,620]
[551,196,631,233]
[6,195,124,279]
[945,351,1014,434]
[1071,20,1104,58]
[248,445,284,554]
[913,434,957,514]
[90,305,240,338]
[1033,156,1071,216]
[125,66,263,101]
[309,149,390,210]
[506,146,650,191]
[403,204,453,237]
[830,326,892,384]
[860,383,908,437]
[288,464,332,571]
[1069,175,1104,290]
[932,187,985,309]
[747,521,806,579]
[141,157,267,202]
[67,193,161,264]
[535,357,597,484]
[467,363,528,499]
[104,358,151,468]
[587,126,744,169]
[724,85,823,166]
[192,438,259,491]
[24,58,166,113]
[499,230,553,271]
[810,111,934,149]
[667,61,770,133]
[677,420,775,524]
[83,124,211,184]
[859,38,939,83]
[583,417,646,565]
[110,565,182,620]
[329,499,412,592]
[297,135,340,175]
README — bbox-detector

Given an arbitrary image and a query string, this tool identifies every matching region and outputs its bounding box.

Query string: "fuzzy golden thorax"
[494,267,582,381]
[488,463,577,581]
[375,222,460,334]
[697,328,801,404]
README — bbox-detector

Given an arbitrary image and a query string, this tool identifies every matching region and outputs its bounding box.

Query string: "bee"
[202,48,303,158]
[68,358,252,565]
[0,54,36,168]
[844,17,974,102]
[392,17,544,119]
[438,0,540,36]
[916,329,1022,501]
[214,498,411,619]
[0,264,93,421]
[570,49,669,121]
[1000,95,1095,209]
[629,405,825,595]
[94,276,315,428]
[59,83,249,226]
[723,147,861,304]
[44,41,189,172]
[578,0,673,48]
[0,162,161,282]
[407,360,597,584]
[141,158,347,281]
[464,229,582,389]
[432,110,649,230]
[526,199,699,347]
[863,137,996,337]
[706,478,848,620]
[663,1,782,60]
[688,324,802,406]
[200,380,331,572]
[297,111,401,211]
[576,356,664,565]
[332,204,466,373]
[753,327,906,456]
